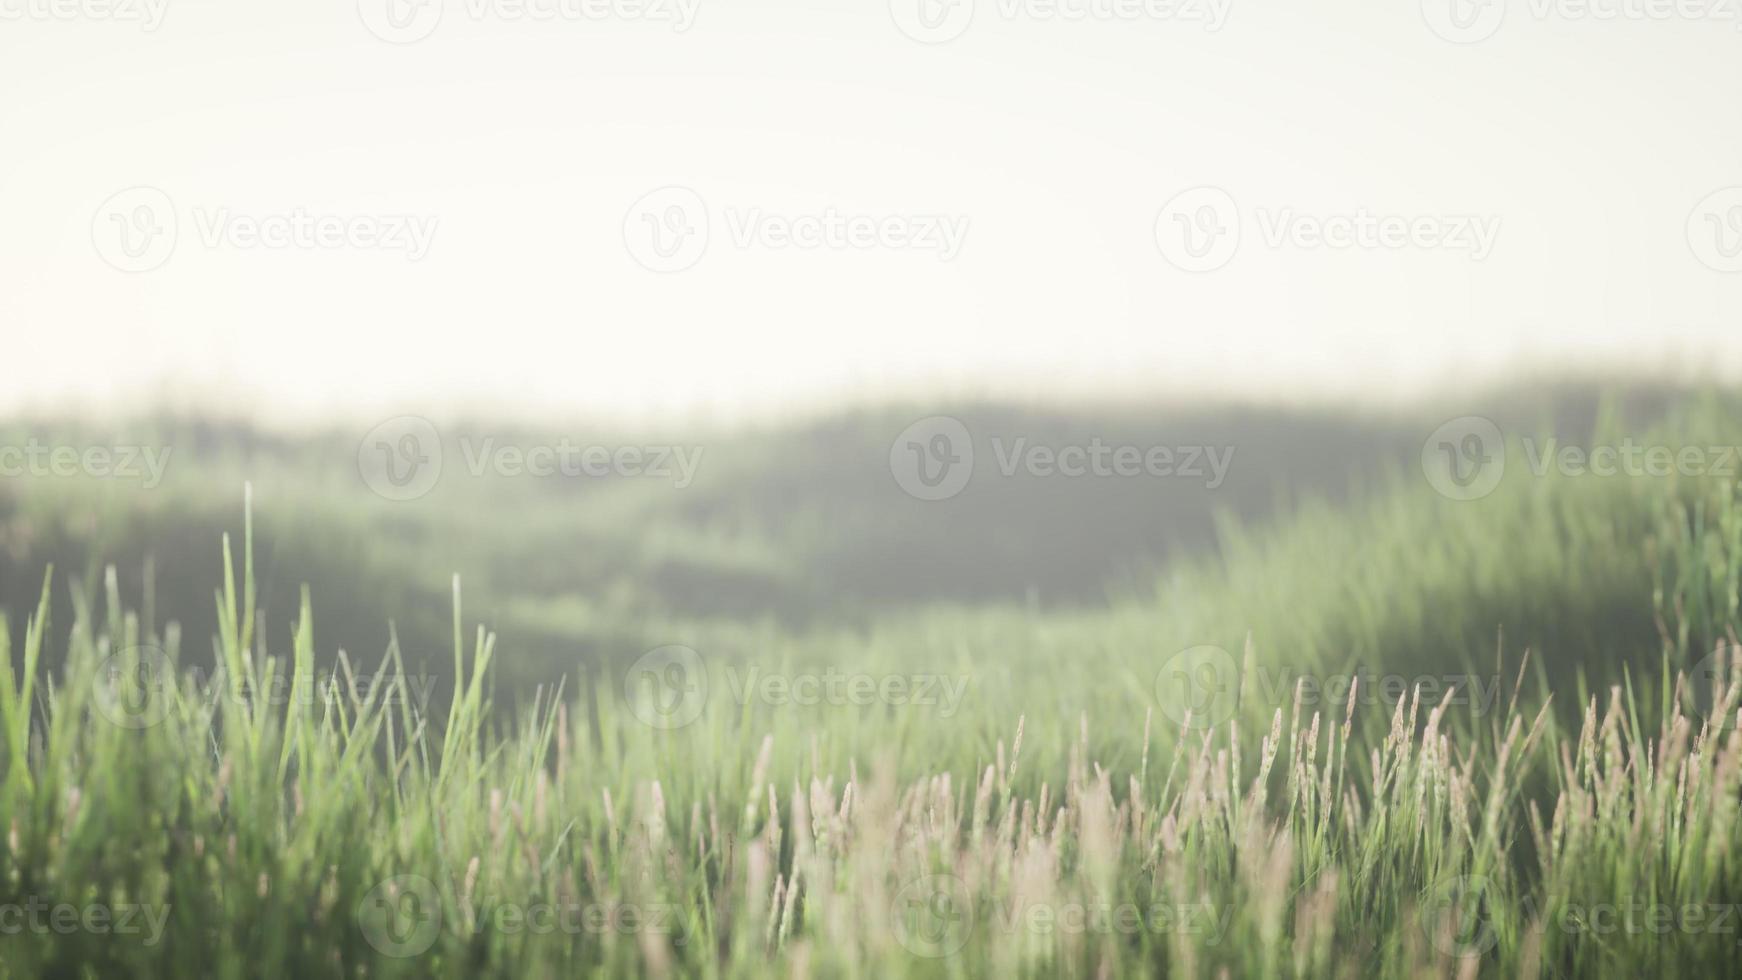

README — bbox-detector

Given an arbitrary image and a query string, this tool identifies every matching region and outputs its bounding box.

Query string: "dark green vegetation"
[0,378,1739,977]
[0,378,1711,696]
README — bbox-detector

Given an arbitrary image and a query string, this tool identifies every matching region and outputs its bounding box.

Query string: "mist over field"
[0,376,1697,692]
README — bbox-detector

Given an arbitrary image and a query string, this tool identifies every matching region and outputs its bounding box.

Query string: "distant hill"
[0,376,1721,696]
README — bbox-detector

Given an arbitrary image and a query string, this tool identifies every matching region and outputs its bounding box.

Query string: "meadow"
[1,380,1740,977]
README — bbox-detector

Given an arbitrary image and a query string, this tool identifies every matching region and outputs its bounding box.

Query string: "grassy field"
[2,383,1741,977]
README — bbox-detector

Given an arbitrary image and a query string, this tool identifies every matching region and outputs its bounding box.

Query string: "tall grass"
[0,479,1738,978]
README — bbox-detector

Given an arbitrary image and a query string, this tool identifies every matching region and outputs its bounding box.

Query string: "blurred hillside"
[0,376,1720,699]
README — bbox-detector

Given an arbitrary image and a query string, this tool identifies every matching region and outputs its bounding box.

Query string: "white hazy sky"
[3,0,1741,424]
